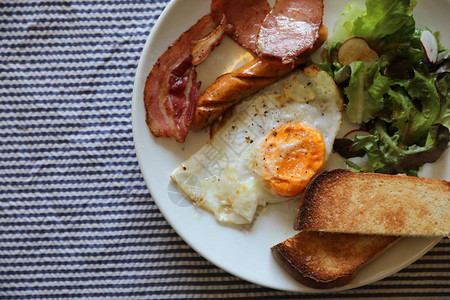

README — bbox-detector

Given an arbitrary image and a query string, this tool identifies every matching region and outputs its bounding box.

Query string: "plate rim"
[131,0,447,293]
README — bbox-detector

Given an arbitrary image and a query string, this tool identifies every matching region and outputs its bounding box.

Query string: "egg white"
[171,66,343,224]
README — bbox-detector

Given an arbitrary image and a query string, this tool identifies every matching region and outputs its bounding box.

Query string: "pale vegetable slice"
[337,37,379,65]
[420,30,438,64]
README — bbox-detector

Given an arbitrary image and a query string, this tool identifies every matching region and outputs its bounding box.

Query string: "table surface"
[0,0,449,299]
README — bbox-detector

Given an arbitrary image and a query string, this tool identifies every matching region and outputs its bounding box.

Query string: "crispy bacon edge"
[144,11,226,143]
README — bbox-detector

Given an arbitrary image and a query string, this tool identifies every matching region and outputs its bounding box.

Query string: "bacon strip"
[211,0,270,54]
[144,12,226,143]
[167,56,201,141]
[191,13,227,65]
[257,0,324,62]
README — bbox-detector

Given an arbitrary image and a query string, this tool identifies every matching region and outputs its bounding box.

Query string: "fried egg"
[171,66,343,224]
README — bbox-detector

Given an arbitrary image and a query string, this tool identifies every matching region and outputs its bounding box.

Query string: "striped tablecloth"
[0,0,448,299]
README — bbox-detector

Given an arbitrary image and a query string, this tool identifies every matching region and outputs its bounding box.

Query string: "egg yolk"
[259,122,325,197]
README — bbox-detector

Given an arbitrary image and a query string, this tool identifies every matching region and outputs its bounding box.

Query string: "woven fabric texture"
[0,0,449,299]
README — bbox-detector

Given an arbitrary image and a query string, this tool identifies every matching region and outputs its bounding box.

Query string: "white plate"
[132,0,449,292]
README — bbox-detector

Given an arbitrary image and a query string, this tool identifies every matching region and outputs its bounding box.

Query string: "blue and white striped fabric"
[0,0,449,299]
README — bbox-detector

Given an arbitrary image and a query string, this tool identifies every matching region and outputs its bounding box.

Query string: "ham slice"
[144,12,226,143]
[211,0,270,54]
[257,0,324,62]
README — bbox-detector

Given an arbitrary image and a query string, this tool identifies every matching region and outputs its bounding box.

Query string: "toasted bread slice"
[271,231,400,289]
[295,169,450,237]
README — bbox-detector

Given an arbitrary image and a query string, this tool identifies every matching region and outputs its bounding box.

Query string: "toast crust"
[295,169,450,237]
[271,231,400,289]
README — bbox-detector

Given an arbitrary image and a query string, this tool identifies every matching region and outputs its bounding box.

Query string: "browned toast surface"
[295,169,450,237]
[271,231,399,289]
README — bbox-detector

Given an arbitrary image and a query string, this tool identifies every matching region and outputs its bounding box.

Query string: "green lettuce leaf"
[326,2,365,45]
[345,61,390,124]
[436,73,450,128]
[386,87,416,145]
[325,0,449,176]
[373,122,449,175]
[392,70,441,144]
[334,123,449,175]
[352,0,417,42]
[376,18,425,63]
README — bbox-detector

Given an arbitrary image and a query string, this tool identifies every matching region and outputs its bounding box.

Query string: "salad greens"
[317,0,450,176]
